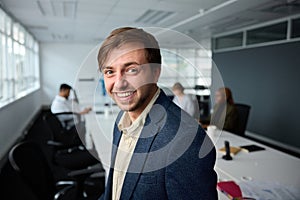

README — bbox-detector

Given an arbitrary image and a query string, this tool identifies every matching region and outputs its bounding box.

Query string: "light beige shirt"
[112,88,160,200]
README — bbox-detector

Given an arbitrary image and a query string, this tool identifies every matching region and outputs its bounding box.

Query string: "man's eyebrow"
[103,62,140,70]
[101,66,114,73]
[123,62,139,67]
[102,66,113,70]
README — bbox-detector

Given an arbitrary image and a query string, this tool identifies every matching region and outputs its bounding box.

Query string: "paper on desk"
[239,180,300,200]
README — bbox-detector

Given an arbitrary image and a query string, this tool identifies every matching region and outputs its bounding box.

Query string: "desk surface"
[210,130,300,199]
[85,112,300,199]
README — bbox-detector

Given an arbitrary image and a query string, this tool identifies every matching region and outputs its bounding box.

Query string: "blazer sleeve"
[165,127,218,200]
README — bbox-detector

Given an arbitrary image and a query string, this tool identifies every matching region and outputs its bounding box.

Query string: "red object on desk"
[217,181,243,199]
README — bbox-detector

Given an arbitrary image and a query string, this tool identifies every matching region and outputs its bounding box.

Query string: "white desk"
[210,130,300,199]
[84,111,118,179]
[84,113,300,199]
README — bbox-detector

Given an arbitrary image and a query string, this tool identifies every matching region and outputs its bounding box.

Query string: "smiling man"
[97,27,217,200]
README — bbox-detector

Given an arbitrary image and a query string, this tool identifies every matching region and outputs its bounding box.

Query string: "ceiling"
[0,0,299,46]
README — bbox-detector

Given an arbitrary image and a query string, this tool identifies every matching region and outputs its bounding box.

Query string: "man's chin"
[117,102,134,112]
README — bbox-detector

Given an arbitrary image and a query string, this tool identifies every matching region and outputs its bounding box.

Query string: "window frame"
[0,7,40,109]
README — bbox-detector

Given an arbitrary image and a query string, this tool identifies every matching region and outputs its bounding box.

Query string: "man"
[51,83,91,129]
[98,27,217,200]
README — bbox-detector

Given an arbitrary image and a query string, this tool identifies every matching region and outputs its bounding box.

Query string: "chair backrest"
[8,141,55,200]
[234,103,251,136]
[43,113,66,142]
[43,112,84,147]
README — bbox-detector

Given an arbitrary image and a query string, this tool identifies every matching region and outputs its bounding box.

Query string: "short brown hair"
[172,82,184,92]
[97,27,161,71]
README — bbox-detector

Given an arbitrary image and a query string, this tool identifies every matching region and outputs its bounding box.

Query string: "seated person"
[205,87,239,133]
[51,83,92,129]
[172,82,200,120]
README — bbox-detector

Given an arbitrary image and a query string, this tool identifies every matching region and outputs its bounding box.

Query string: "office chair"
[234,103,251,136]
[43,112,100,170]
[43,112,84,148]
[8,141,78,200]
[9,141,105,199]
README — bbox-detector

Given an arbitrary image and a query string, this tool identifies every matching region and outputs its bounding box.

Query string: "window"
[0,8,40,108]
[160,48,212,89]
[213,16,300,52]
[0,9,4,32]
[246,22,287,45]
[214,32,243,50]
[0,32,4,99]
[291,18,300,38]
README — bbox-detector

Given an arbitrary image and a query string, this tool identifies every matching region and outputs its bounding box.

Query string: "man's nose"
[114,72,128,90]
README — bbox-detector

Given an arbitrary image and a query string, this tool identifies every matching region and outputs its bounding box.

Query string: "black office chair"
[43,112,100,170]
[43,112,84,148]
[8,141,78,200]
[234,103,251,136]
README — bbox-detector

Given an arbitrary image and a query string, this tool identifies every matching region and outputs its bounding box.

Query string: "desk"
[84,111,118,179]
[210,130,300,199]
[84,113,300,199]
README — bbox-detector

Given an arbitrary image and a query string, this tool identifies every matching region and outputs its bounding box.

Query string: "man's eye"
[126,67,138,74]
[104,70,114,75]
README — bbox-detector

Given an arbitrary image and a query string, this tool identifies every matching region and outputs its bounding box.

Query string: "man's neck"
[59,94,67,99]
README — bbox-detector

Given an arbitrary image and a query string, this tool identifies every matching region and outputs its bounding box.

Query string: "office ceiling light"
[51,1,62,16]
[51,33,73,41]
[27,25,48,30]
[135,9,175,25]
[37,1,48,16]
[63,1,77,18]
[36,0,77,18]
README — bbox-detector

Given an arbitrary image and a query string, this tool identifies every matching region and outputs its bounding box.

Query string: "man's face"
[102,43,160,117]
[61,89,70,99]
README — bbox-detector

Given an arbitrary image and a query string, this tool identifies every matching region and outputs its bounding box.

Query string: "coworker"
[172,82,199,120]
[210,87,239,133]
[51,83,91,129]
[97,27,217,200]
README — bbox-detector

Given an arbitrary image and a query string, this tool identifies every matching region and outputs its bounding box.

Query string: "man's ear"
[153,65,161,83]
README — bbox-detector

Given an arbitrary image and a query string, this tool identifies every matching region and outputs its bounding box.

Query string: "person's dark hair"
[97,27,161,71]
[60,83,72,91]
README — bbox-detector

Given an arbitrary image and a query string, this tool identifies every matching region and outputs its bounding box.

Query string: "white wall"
[0,43,98,160]
[0,90,41,159]
[40,43,97,105]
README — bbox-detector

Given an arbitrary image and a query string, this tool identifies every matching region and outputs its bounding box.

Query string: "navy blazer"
[100,90,217,200]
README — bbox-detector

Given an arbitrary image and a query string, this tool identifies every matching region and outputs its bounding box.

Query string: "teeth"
[116,92,133,97]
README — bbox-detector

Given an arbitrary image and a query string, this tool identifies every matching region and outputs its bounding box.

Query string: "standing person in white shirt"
[172,82,200,120]
[51,83,92,129]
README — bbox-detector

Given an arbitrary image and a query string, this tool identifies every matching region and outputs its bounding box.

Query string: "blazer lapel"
[105,112,123,200]
[120,101,168,200]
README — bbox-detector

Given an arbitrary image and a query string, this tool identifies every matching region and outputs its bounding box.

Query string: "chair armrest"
[56,145,85,154]
[54,112,83,127]
[89,171,106,178]
[54,112,79,116]
[68,163,104,177]
[47,140,64,147]
[54,183,77,200]
[56,181,77,187]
